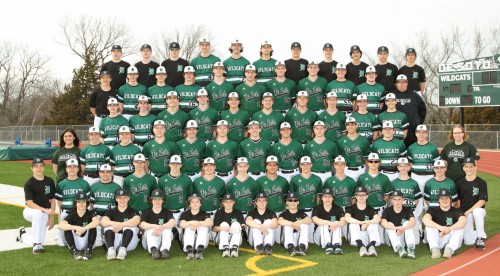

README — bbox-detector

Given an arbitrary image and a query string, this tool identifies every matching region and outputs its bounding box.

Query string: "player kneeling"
[139,189,176,260]
[213,194,245,257]
[279,192,311,256]
[312,188,346,255]
[58,191,100,260]
[101,189,141,260]
[246,193,278,255]
[381,191,417,258]
[180,194,213,260]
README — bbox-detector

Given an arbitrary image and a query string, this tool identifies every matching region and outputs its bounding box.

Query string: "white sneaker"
[116,247,127,260]
[359,246,368,257]
[106,247,116,260]
[443,247,453,259]
[367,246,377,257]
[431,247,441,259]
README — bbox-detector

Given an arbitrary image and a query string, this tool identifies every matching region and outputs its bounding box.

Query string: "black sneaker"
[476,238,486,251]
[16,227,26,242]
[287,243,296,256]
[186,246,194,260]
[161,249,170,259]
[230,246,239,257]
[325,242,334,254]
[256,244,265,255]
[297,244,307,256]
[82,248,92,260]
[264,244,273,255]
[72,248,82,260]
[151,247,161,260]
[195,247,204,259]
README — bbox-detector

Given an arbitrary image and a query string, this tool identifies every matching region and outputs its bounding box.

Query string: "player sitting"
[213,193,245,257]
[180,194,213,260]
[246,193,278,255]
[279,192,312,256]
[312,188,346,255]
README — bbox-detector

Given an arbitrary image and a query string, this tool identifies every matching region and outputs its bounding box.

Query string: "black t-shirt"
[90,88,117,117]
[64,209,97,227]
[312,204,345,222]
[161,58,190,87]
[381,206,414,227]
[285,58,309,84]
[346,61,369,86]
[398,65,426,93]
[247,208,277,222]
[104,206,140,222]
[179,209,210,222]
[426,206,464,227]
[213,208,245,226]
[456,176,488,212]
[135,61,160,88]
[375,63,399,92]
[318,60,338,83]
[140,208,174,224]
[279,209,308,222]
[101,60,131,90]
[24,176,56,208]
[345,204,377,221]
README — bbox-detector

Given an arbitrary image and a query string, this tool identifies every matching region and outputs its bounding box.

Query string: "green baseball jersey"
[257,175,289,212]
[371,138,407,171]
[193,175,226,212]
[90,181,121,213]
[223,56,250,86]
[79,143,111,175]
[205,80,234,112]
[251,110,285,143]
[407,142,440,174]
[205,139,238,173]
[226,176,259,212]
[326,79,357,112]
[441,141,480,182]
[318,110,347,143]
[142,138,179,177]
[303,139,339,173]
[147,84,173,114]
[424,178,458,206]
[336,135,371,167]
[176,138,205,174]
[99,115,129,146]
[272,140,303,170]
[357,173,393,208]
[350,111,381,143]
[123,173,157,211]
[189,106,219,141]
[238,138,272,173]
[298,76,328,111]
[55,178,91,210]
[285,108,318,143]
[110,143,141,176]
[253,58,277,83]
[354,82,386,114]
[116,83,147,114]
[175,83,202,111]
[289,173,323,209]
[323,175,357,207]
[128,113,156,143]
[392,178,422,208]
[265,78,296,111]
[378,111,409,140]
[157,173,193,210]
[191,54,221,84]
[235,82,266,115]
[156,109,189,142]
[221,109,250,142]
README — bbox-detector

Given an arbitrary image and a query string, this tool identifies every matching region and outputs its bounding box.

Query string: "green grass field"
[0,161,498,275]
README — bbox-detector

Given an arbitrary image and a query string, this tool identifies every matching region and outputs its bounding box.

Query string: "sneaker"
[287,244,296,256]
[230,246,239,258]
[106,247,116,260]
[161,249,170,259]
[116,247,127,260]
[72,248,82,260]
[16,227,26,242]
[334,247,344,255]
[82,248,92,260]
[256,244,265,255]
[151,247,161,260]
[325,243,334,255]
[264,244,273,255]
[186,249,195,260]
[195,247,204,259]
[443,247,453,259]
[476,238,486,251]
[431,247,441,259]
[367,245,377,257]
[359,246,368,257]
[407,245,416,259]
[296,244,307,256]
[396,245,407,258]
[222,246,230,258]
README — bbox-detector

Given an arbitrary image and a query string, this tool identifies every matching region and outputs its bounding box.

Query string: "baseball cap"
[261,41,272,47]
[326,92,338,98]
[266,155,278,163]
[334,156,346,163]
[321,187,335,196]
[100,71,111,77]
[115,189,130,197]
[236,157,248,164]
[137,95,149,102]
[385,93,396,100]
[355,186,368,194]
[118,126,131,133]
[367,153,380,161]
[300,156,312,164]
[199,38,210,44]
[88,126,100,134]
[153,120,165,126]
[216,120,229,127]
[366,66,376,73]
[32,158,44,166]
[184,66,195,73]
[291,42,301,49]
[231,39,242,45]
[227,92,239,99]
[66,158,79,167]
[275,60,286,67]
[204,157,215,165]
[133,153,147,162]
[255,192,268,200]
[350,45,361,53]
[313,120,325,127]
[107,98,118,105]
[166,91,178,97]
[396,74,408,82]
[377,46,389,53]
[307,61,319,67]
[247,120,260,128]
[280,122,291,129]
[392,190,404,198]
[188,193,202,202]
[127,66,139,74]
[416,125,428,132]
[169,42,180,49]
[169,155,182,164]
[149,189,165,199]
[111,45,122,50]
[296,91,308,97]
[438,188,451,198]
[398,157,409,164]
[185,120,198,129]
[99,164,112,171]
[286,192,299,200]
[336,62,347,69]
[434,160,446,167]
[406,48,417,55]
[156,66,166,74]
[323,43,333,50]
[213,61,224,68]
[74,191,88,201]
[197,88,208,97]
[382,121,394,129]
[245,64,256,71]
[262,92,273,99]
[356,94,368,101]
[140,44,152,51]
[463,157,476,166]
[222,193,234,201]
[345,117,357,124]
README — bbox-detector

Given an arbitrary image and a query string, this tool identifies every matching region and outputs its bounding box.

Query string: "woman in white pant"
[279,192,311,256]
[213,193,245,257]
[139,189,176,260]
[245,193,278,255]
[312,188,346,255]
[179,194,213,260]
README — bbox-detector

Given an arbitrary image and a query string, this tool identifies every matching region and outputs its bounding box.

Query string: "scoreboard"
[438,54,500,107]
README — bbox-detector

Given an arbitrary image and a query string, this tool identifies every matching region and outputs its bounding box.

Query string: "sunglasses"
[369,161,380,163]
[287,199,299,202]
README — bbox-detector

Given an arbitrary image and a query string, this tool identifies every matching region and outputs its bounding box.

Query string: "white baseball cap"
[184,66,195,73]
[213,61,224,68]
[266,155,278,163]
[245,64,256,71]
[398,157,409,164]
[416,124,428,132]
[356,94,368,101]
[280,122,291,129]
[236,157,248,164]
[261,41,272,47]
[99,164,112,171]
[307,61,319,67]
[216,120,229,126]
[300,156,312,164]
[197,88,208,97]
[227,92,239,98]
[262,92,273,98]
[367,153,380,161]
[231,39,242,45]
[118,126,131,133]
[166,91,178,97]
[275,60,286,67]
[169,155,182,163]
[65,158,79,166]
[334,156,346,163]
[88,126,100,134]
[133,153,147,162]
[127,66,139,74]
[385,93,396,100]
[204,157,215,165]
[366,66,376,73]
[107,98,118,105]
[153,120,165,126]
[382,121,394,129]
[156,66,166,74]
[247,121,260,127]
[345,117,357,124]
[336,62,347,70]
[313,120,325,127]
[296,91,308,97]
[185,120,198,129]
[396,74,408,82]
[326,92,338,98]
[137,95,149,102]
[434,160,446,167]
[199,38,210,44]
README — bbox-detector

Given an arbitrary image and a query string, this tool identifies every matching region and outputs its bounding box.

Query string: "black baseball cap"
[406,48,416,55]
[350,45,361,53]
[291,42,301,49]
[438,188,451,198]
[221,193,234,201]
[149,189,165,199]
[378,46,389,53]
[463,157,476,166]
[286,192,299,200]
[115,189,130,197]
[32,158,44,166]
[255,192,268,200]
[169,42,180,49]
[323,43,333,50]
[392,190,404,198]
[74,191,88,201]
[100,71,111,77]
[188,193,202,202]
[111,45,122,50]
[321,187,334,196]
[355,186,368,194]
[140,44,152,51]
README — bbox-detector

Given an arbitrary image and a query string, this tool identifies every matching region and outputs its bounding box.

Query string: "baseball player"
[346,45,369,86]
[189,88,220,142]
[423,188,466,259]
[279,192,311,256]
[52,128,81,184]
[213,193,245,257]
[101,45,130,90]
[298,61,328,113]
[456,157,488,250]
[272,122,303,183]
[380,190,417,259]
[205,120,239,183]
[318,43,338,83]
[326,62,357,116]
[128,95,156,148]
[423,160,458,207]
[142,120,179,178]
[90,71,117,127]
[110,126,141,186]
[312,187,346,255]
[245,193,279,255]
[374,46,399,92]
[354,65,386,115]
[223,39,250,87]
[176,66,202,113]
[221,92,250,143]
[336,117,371,181]
[58,191,100,260]
[180,194,213,259]
[176,120,206,181]
[17,158,56,254]
[235,64,266,116]
[101,188,141,260]
[80,126,111,186]
[156,91,190,142]
[123,153,157,212]
[318,92,347,143]
[345,186,381,257]
[371,121,407,182]
[324,156,356,208]
[284,91,318,146]
[192,158,226,222]
[378,93,409,140]
[117,66,147,119]
[285,42,309,85]
[227,157,259,214]
[238,121,272,180]
[252,92,284,143]
[139,189,176,260]
[265,61,297,114]
[99,97,128,149]
[147,66,174,116]
[205,61,234,112]
[350,94,381,144]
[191,38,221,87]
[135,44,160,88]
[253,41,277,84]
[398,48,426,96]
[304,120,339,184]
[441,125,481,182]
[160,42,189,88]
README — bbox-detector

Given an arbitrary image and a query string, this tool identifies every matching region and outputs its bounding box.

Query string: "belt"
[279,110,289,115]
[381,170,397,174]
[303,208,312,212]
[373,206,386,212]
[216,171,231,177]
[413,171,434,176]
[280,169,297,174]
[186,173,197,176]
[241,211,248,214]
[347,167,360,171]
[313,171,329,174]
[84,172,99,178]
[300,141,308,145]
[97,114,107,118]
[206,211,215,215]
[96,211,106,216]
[169,209,183,214]
[249,172,262,176]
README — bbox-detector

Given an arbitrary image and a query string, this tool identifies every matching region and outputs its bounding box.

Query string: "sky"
[1,0,498,83]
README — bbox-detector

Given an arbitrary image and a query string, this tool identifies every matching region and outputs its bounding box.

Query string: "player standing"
[371,121,407,182]
[318,43,338,83]
[193,158,226,221]
[142,120,180,178]
[205,61,234,112]
[336,117,370,181]
[398,48,426,96]
[354,66,386,115]
[378,93,409,140]
[123,153,157,212]
[235,65,267,116]
[90,71,117,127]
[191,38,221,87]
[374,46,398,92]
[176,120,206,180]
[99,98,128,149]
[252,92,284,144]
[110,126,141,186]
[318,92,347,143]
[221,92,250,143]
[161,42,189,88]
[284,91,318,146]
[272,122,303,182]
[80,126,111,186]
[326,62,357,116]
[101,45,130,90]
[205,120,239,183]
[238,121,272,180]
[265,61,296,115]
[423,160,458,207]
[135,44,160,88]
[176,66,202,113]
[350,94,381,144]
[189,88,220,142]
[226,157,259,214]
[285,42,309,85]
[303,121,339,184]
[128,95,156,148]
[156,91,189,143]
[298,61,328,113]
[346,45,369,86]
[147,66,174,116]
[223,39,250,87]
[253,41,277,84]
[117,66,147,119]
